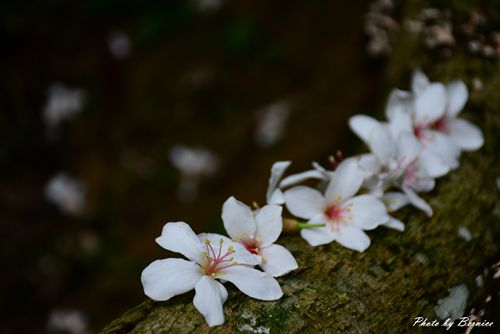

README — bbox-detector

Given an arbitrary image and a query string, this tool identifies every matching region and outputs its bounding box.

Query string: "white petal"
[155,222,203,263]
[222,197,256,240]
[193,276,228,327]
[221,266,283,300]
[448,118,484,151]
[268,189,285,205]
[284,186,326,219]
[259,244,298,277]
[254,205,283,247]
[335,225,371,252]
[446,80,468,117]
[198,233,259,266]
[141,258,202,301]
[300,215,336,246]
[356,154,382,174]
[419,147,450,178]
[344,194,389,230]
[402,186,433,217]
[349,115,379,143]
[415,83,447,125]
[368,124,397,163]
[325,159,364,203]
[388,107,414,139]
[279,169,326,188]
[383,192,409,212]
[424,130,461,169]
[383,217,405,232]
[266,161,291,204]
[397,132,421,167]
[411,69,430,95]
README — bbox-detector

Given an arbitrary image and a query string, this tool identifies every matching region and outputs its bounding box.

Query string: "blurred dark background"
[0,0,388,332]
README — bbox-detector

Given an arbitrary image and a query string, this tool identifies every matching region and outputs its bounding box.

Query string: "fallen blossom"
[284,160,389,251]
[222,197,298,277]
[141,222,282,327]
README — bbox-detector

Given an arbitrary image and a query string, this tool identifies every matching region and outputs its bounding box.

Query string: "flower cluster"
[141,70,483,327]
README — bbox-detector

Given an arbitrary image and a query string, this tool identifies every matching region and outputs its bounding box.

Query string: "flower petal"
[222,196,256,240]
[259,244,298,277]
[419,147,450,178]
[383,217,405,232]
[335,225,371,252]
[325,159,364,203]
[268,189,285,205]
[284,186,326,219]
[300,215,336,246]
[266,161,291,204]
[411,69,430,95]
[424,130,461,170]
[368,124,397,163]
[344,194,389,230]
[222,266,283,300]
[397,132,421,167]
[388,107,414,139]
[155,222,203,263]
[280,169,326,189]
[141,258,202,301]
[193,276,228,327]
[448,118,484,151]
[198,233,259,266]
[383,192,409,212]
[403,186,433,217]
[446,80,468,117]
[356,154,382,175]
[254,205,283,247]
[349,115,379,143]
[415,83,447,125]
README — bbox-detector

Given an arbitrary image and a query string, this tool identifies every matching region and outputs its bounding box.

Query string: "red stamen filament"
[202,239,236,276]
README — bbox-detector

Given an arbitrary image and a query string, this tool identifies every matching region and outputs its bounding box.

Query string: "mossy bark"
[101,1,500,333]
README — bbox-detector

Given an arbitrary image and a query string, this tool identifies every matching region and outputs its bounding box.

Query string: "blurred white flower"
[168,145,219,202]
[255,102,290,148]
[108,30,132,59]
[194,0,223,12]
[43,84,85,128]
[45,173,86,215]
[47,309,89,334]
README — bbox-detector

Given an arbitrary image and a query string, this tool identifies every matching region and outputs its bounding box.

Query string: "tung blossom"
[141,222,282,327]
[266,161,291,205]
[386,70,484,177]
[284,160,389,252]
[349,115,435,217]
[222,197,298,277]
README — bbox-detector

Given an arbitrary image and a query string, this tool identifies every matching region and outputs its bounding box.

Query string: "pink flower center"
[325,201,352,230]
[239,238,260,255]
[414,117,448,140]
[201,239,237,277]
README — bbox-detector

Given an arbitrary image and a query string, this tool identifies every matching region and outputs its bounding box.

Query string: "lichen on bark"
[101,1,500,333]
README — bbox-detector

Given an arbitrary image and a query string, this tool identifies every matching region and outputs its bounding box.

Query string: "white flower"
[266,161,291,205]
[284,160,389,251]
[43,84,85,128]
[222,197,298,277]
[386,70,484,177]
[47,309,89,334]
[108,30,132,59]
[349,115,435,217]
[255,102,290,148]
[141,222,283,327]
[168,145,219,202]
[45,173,86,215]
